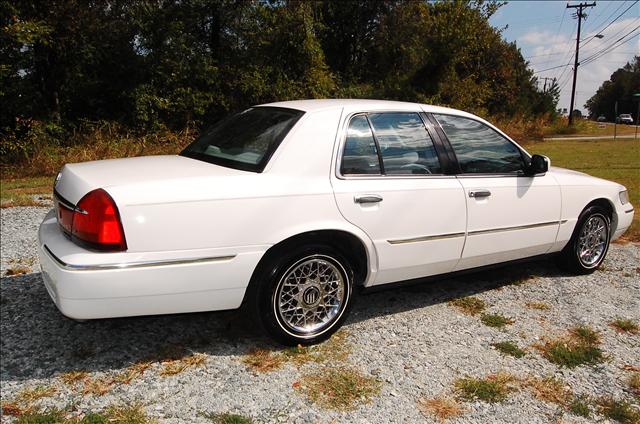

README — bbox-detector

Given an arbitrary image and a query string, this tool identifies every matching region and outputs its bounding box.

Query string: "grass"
[0,176,53,208]
[82,376,114,396]
[242,330,351,373]
[448,296,486,316]
[525,301,550,310]
[160,352,206,376]
[523,376,573,407]
[417,396,465,421]
[537,325,605,368]
[480,313,514,329]
[610,318,640,335]
[5,266,31,275]
[202,412,254,424]
[527,138,640,242]
[597,397,640,424]
[453,372,516,403]
[2,401,32,417]
[15,386,57,404]
[491,341,526,358]
[569,395,592,418]
[59,370,90,387]
[545,118,639,137]
[14,403,156,424]
[629,372,640,397]
[114,361,154,384]
[297,366,381,411]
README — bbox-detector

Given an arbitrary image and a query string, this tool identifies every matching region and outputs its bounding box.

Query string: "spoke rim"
[577,215,608,267]
[274,256,347,335]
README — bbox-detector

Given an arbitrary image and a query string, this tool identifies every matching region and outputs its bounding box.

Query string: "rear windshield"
[181,107,304,172]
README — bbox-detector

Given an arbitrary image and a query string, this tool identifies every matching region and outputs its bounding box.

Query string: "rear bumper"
[37,210,267,320]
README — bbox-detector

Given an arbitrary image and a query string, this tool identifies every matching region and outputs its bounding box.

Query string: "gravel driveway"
[1,206,639,423]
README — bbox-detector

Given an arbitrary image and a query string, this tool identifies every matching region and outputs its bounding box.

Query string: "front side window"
[341,112,442,176]
[434,114,525,174]
[181,107,304,172]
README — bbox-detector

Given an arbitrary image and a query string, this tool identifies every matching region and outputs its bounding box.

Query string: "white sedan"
[38,99,634,345]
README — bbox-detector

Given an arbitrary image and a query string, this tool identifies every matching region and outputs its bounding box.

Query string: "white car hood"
[55,155,248,204]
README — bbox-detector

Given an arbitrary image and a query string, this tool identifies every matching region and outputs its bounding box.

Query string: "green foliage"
[481,314,514,328]
[202,413,254,424]
[1,0,559,164]
[569,396,591,418]
[491,341,526,358]
[454,373,515,403]
[539,326,605,368]
[586,57,640,120]
[597,397,640,424]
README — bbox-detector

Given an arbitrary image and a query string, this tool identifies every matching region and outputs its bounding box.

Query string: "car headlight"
[619,190,629,205]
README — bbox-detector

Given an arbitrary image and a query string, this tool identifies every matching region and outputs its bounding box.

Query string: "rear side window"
[434,114,525,174]
[181,107,304,172]
[341,112,442,176]
[368,113,442,175]
[341,115,381,175]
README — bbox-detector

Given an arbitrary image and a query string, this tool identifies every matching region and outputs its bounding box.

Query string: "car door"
[331,111,467,286]
[431,113,562,270]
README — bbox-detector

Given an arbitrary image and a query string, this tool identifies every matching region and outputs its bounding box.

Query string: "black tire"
[246,244,355,346]
[556,205,611,274]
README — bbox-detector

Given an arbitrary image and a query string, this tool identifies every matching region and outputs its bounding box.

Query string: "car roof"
[258,99,471,117]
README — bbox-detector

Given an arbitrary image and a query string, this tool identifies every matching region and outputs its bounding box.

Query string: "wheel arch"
[581,197,617,234]
[242,229,373,307]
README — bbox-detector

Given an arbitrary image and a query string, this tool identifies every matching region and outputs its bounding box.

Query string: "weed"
[417,396,465,421]
[160,352,206,376]
[114,361,153,384]
[481,314,514,328]
[82,377,113,396]
[16,386,56,404]
[523,376,573,406]
[568,395,591,418]
[5,266,31,276]
[597,397,640,424]
[104,403,155,424]
[297,367,381,410]
[449,297,486,316]
[629,372,640,396]
[242,349,285,373]
[242,330,351,372]
[202,412,254,424]
[59,370,90,387]
[491,341,526,358]
[454,372,516,403]
[610,318,639,335]
[525,302,550,310]
[2,401,31,417]
[537,326,604,368]
[15,409,65,424]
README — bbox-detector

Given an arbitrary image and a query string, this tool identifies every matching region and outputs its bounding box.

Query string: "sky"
[489,0,639,115]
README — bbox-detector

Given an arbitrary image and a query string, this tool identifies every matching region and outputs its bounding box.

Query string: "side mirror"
[525,154,549,176]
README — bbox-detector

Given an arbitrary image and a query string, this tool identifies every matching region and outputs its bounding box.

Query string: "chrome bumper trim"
[43,245,235,271]
[388,232,465,244]
[468,220,565,236]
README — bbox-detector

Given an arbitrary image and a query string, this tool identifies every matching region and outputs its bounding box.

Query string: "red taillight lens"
[70,189,127,251]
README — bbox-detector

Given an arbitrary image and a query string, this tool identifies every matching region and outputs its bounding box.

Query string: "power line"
[581,25,640,65]
[582,0,638,47]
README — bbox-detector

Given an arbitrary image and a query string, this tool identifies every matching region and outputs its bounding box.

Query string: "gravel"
[1,206,639,423]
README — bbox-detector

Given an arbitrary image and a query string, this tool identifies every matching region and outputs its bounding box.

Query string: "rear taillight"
[58,189,127,252]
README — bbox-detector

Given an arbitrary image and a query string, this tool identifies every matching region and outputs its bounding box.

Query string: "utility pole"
[567,1,596,126]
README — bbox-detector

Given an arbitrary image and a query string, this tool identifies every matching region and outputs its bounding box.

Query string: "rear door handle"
[354,194,383,204]
[469,189,491,198]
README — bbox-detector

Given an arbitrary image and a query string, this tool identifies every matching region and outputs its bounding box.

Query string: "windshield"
[181,107,304,172]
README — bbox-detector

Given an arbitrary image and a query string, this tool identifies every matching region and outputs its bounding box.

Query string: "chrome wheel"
[274,255,348,336]
[577,215,608,267]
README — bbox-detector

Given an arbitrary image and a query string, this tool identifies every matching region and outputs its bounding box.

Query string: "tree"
[585,56,640,120]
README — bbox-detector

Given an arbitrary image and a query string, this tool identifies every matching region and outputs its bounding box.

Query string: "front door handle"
[469,189,491,198]
[354,194,383,204]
